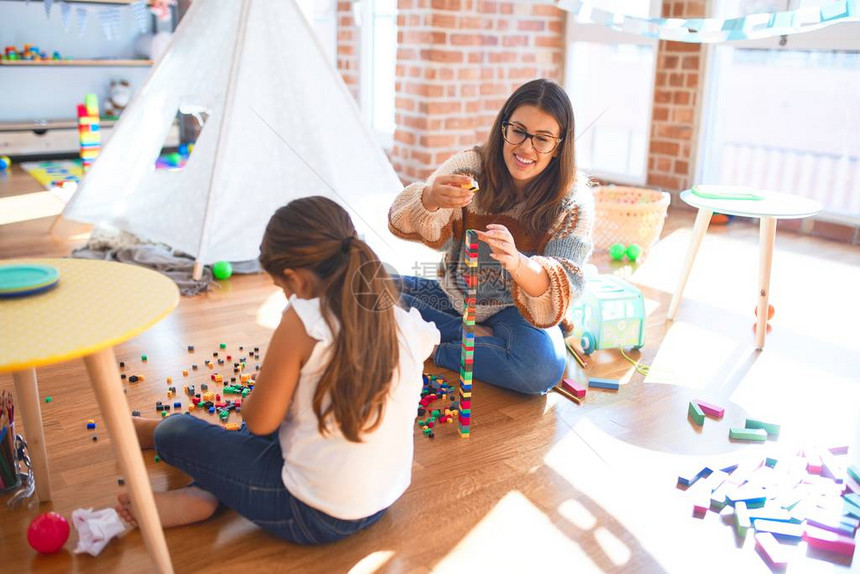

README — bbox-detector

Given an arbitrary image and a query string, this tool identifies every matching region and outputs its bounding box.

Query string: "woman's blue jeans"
[395,275,566,395]
[153,414,386,544]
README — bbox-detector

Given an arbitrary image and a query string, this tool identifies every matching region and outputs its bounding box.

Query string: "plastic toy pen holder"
[0,422,23,493]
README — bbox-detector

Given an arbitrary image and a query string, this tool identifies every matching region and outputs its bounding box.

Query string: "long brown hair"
[259,197,399,442]
[477,78,577,235]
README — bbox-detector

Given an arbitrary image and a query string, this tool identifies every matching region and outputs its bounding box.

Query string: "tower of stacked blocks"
[78,93,100,172]
[458,229,478,438]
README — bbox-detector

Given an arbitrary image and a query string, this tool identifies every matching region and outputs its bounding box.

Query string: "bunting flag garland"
[98,7,123,41]
[558,0,860,43]
[75,6,88,37]
[131,0,150,34]
[60,1,72,32]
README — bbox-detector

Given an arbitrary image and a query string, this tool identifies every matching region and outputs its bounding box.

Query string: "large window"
[698,1,860,222]
[360,0,397,148]
[565,1,661,185]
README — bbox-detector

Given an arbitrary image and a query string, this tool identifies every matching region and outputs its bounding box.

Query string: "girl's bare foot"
[115,487,219,529]
[132,416,161,449]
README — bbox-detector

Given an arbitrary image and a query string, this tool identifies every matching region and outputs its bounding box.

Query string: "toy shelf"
[0,59,153,67]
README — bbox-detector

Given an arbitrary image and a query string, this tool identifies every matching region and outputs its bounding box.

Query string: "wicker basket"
[592,186,670,253]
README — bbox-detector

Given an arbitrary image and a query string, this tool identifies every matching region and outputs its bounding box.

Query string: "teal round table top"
[681,187,822,219]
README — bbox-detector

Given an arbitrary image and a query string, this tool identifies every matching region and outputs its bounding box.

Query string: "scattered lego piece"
[154,455,161,463]
[121,374,127,380]
[117,478,125,486]
[131,410,140,417]
[588,378,620,390]
[128,375,139,383]
[755,532,789,568]
[166,376,172,384]
[729,427,768,442]
[187,345,194,352]
[561,378,586,398]
[693,399,725,419]
[225,422,241,431]
[744,418,780,438]
[44,396,52,403]
[220,343,227,349]
[688,401,705,426]
[803,524,856,556]
[86,421,96,430]
[92,435,98,441]
[141,354,147,362]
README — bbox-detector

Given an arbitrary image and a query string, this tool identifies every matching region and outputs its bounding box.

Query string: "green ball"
[212,261,233,280]
[609,243,626,261]
[626,244,643,262]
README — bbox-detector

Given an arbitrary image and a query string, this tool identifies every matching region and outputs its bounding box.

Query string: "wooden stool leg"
[84,348,174,574]
[756,217,777,350]
[667,208,713,320]
[11,368,52,501]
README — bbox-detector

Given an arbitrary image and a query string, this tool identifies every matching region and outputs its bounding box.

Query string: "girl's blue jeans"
[153,413,387,544]
[395,275,566,395]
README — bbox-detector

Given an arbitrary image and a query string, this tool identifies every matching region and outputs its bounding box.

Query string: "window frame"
[359,0,396,151]
[564,1,662,186]
[696,19,860,223]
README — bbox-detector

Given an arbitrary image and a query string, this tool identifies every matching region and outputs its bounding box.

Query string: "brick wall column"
[391,0,567,185]
[646,0,707,193]
[337,1,361,102]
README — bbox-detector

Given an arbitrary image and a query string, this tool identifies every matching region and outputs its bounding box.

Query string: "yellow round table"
[0,258,179,574]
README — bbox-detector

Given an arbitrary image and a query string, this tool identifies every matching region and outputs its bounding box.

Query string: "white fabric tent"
[62,0,404,279]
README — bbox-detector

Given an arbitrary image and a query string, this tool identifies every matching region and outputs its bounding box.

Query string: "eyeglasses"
[501,122,562,154]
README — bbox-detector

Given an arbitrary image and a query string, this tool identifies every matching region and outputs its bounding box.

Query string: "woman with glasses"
[388,78,594,395]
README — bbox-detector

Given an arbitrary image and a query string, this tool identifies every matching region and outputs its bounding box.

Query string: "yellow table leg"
[11,367,52,501]
[84,347,174,574]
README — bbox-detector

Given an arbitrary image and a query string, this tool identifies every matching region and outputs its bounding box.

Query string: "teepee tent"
[62,0,403,279]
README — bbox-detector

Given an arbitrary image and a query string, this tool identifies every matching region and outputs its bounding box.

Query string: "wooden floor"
[1,166,859,573]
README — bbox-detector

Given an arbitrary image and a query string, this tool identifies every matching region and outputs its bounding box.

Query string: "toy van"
[569,274,646,355]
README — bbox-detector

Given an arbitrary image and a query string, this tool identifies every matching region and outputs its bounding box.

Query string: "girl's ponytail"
[260,197,400,442]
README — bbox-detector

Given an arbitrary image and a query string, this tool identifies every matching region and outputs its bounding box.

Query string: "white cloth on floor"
[72,507,127,556]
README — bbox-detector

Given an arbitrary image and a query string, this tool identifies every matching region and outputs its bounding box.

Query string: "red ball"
[27,512,69,554]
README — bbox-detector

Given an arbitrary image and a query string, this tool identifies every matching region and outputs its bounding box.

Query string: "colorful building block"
[677,465,711,487]
[754,532,789,568]
[693,399,725,419]
[753,519,803,540]
[729,427,768,442]
[802,524,856,556]
[688,401,705,426]
[588,378,619,390]
[561,378,586,398]
[744,418,780,437]
[735,501,751,538]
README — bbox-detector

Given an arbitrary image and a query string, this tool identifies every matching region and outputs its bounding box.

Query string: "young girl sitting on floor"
[117,196,440,544]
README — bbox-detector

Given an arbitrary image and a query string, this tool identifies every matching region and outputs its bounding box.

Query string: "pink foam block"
[755,532,789,568]
[693,399,725,419]
[803,524,856,556]
[561,378,586,398]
